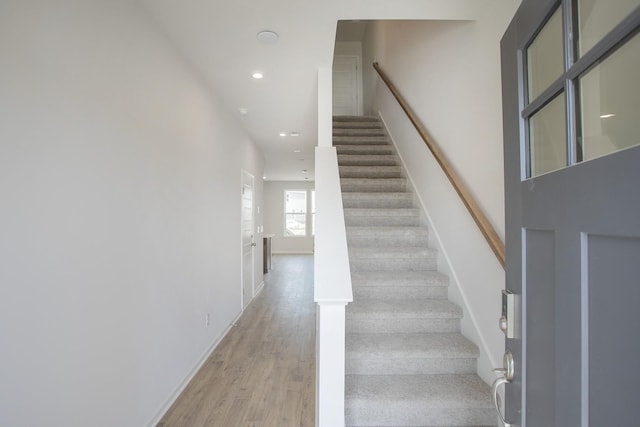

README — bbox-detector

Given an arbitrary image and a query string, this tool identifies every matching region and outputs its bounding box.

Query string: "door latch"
[500,290,519,339]
[492,351,516,426]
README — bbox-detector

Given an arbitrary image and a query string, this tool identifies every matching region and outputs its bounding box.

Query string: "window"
[284,189,315,237]
[522,2,640,178]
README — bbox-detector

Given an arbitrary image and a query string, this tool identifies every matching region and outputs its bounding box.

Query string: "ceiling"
[138,0,492,181]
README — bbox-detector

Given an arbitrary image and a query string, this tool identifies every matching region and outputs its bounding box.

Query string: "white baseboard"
[272,251,314,254]
[146,311,243,427]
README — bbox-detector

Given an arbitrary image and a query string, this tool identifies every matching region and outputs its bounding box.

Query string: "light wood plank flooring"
[158,255,316,427]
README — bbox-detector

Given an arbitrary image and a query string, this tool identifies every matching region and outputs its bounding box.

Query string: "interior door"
[241,170,255,309]
[333,54,361,116]
[501,1,640,426]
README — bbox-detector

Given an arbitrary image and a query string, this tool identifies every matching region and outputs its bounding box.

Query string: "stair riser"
[334,128,385,136]
[350,257,436,271]
[339,170,403,179]
[345,407,496,427]
[344,215,421,227]
[338,156,397,166]
[341,179,406,192]
[342,198,414,209]
[336,146,395,155]
[346,318,460,334]
[347,235,428,247]
[333,116,380,126]
[334,137,389,145]
[347,230,428,247]
[353,286,447,300]
[346,358,477,375]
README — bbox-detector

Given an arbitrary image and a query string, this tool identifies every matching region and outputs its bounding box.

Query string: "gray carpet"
[334,116,496,427]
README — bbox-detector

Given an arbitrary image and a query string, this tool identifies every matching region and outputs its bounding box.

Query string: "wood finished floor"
[158,255,316,427]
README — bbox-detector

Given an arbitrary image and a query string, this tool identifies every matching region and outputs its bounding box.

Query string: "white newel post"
[316,303,347,427]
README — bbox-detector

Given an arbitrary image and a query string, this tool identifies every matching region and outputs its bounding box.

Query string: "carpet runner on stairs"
[334,115,496,427]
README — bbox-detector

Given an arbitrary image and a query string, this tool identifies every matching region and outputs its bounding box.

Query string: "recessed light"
[263,176,267,180]
[600,113,615,118]
[280,133,287,137]
[293,150,301,153]
[257,30,279,44]
[290,131,300,137]
[252,72,264,79]
[239,108,249,115]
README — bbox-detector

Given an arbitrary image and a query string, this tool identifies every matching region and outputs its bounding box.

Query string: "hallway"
[158,255,316,426]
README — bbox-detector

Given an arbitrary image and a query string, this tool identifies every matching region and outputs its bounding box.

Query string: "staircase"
[334,116,496,427]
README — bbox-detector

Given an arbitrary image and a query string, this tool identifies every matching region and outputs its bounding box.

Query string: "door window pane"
[578,0,639,56]
[529,94,567,176]
[527,8,565,101]
[579,33,640,161]
[284,190,307,236]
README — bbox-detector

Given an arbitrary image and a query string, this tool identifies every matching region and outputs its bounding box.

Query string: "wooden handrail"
[373,62,505,268]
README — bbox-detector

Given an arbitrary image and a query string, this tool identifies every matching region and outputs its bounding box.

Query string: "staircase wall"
[361,2,520,384]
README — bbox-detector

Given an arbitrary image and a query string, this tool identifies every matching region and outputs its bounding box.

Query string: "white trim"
[254,280,265,296]
[146,311,243,427]
[378,111,500,381]
[241,169,256,310]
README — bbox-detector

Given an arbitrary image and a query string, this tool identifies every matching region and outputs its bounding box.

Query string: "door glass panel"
[579,34,640,161]
[578,0,640,56]
[527,8,564,102]
[529,94,567,176]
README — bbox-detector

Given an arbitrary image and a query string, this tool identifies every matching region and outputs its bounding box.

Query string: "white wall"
[264,181,315,254]
[0,1,264,426]
[362,0,520,383]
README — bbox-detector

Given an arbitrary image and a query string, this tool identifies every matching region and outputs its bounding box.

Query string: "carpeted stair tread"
[336,145,395,155]
[347,226,429,247]
[339,166,403,178]
[345,375,495,426]
[351,271,449,300]
[341,178,407,192]
[347,299,462,319]
[342,192,414,209]
[334,136,391,145]
[346,333,479,359]
[334,128,386,136]
[338,154,398,165]
[349,246,437,260]
[350,270,448,287]
[334,115,380,122]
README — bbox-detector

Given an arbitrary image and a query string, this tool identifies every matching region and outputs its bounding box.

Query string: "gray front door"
[501,1,640,425]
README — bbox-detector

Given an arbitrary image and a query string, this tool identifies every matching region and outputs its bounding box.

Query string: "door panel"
[524,229,555,427]
[333,55,360,116]
[501,1,640,425]
[588,234,640,426]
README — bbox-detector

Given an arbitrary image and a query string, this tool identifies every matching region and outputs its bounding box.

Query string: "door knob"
[251,242,257,247]
[492,351,515,426]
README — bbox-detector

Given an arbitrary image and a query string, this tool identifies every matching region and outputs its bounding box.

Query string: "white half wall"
[362,0,520,384]
[0,1,264,426]
[264,181,315,254]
